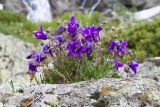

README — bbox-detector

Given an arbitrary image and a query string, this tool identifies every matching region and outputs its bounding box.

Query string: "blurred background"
[1,0,160,86]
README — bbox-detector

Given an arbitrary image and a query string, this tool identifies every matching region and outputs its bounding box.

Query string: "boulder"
[3,0,27,15]
[48,0,77,16]
[136,62,160,82]
[145,0,160,9]
[0,33,33,85]
[120,0,160,10]
[77,0,122,11]
[2,78,160,107]
[119,0,146,8]
[137,57,160,82]
[119,58,160,82]
[48,0,123,16]
[134,5,160,20]
[146,57,160,64]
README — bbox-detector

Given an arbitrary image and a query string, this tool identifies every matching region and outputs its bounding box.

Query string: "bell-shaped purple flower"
[108,40,128,56]
[27,52,45,73]
[81,26,102,43]
[53,35,64,45]
[55,26,66,35]
[83,42,95,57]
[28,61,37,73]
[34,26,48,40]
[67,40,84,60]
[114,59,124,70]
[128,61,138,74]
[118,41,128,55]
[67,16,79,40]
[108,40,120,52]
[42,44,53,56]
[29,51,45,63]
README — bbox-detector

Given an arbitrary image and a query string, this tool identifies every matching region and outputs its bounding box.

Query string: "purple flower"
[55,26,66,35]
[53,35,64,45]
[81,26,102,43]
[118,41,128,55]
[114,59,124,70]
[27,51,45,63]
[28,61,37,73]
[83,42,95,57]
[67,40,84,60]
[108,40,120,52]
[67,16,79,40]
[33,52,45,63]
[128,61,138,74]
[34,26,48,40]
[108,40,128,56]
[27,51,45,73]
[42,44,53,56]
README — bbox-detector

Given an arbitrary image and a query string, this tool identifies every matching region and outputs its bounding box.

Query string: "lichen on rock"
[1,78,160,107]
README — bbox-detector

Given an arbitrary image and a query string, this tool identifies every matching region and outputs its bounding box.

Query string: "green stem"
[49,68,68,82]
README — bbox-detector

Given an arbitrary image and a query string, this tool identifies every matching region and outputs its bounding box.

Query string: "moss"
[100,86,113,96]
[138,93,149,107]
[0,10,39,45]
[0,10,27,23]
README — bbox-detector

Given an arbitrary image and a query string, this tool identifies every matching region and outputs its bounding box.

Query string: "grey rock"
[0,33,36,106]
[145,0,160,9]
[119,59,160,82]
[0,33,33,85]
[0,0,4,3]
[3,0,28,15]
[119,0,146,8]
[135,5,160,20]
[3,78,160,107]
[49,0,77,16]
[120,0,160,10]
[137,62,160,82]
[48,0,123,17]
[102,9,114,17]
[77,0,122,11]
[146,57,160,64]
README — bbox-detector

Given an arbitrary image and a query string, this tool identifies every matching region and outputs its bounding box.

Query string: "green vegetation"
[0,10,106,45]
[117,18,160,61]
[0,10,38,44]
[43,55,117,84]
[101,17,160,62]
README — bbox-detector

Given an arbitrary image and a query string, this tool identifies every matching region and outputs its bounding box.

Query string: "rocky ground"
[0,74,160,107]
[0,33,33,93]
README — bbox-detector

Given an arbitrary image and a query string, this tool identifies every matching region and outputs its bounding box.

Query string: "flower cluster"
[27,15,138,79]
[108,40,138,74]
[27,16,102,73]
